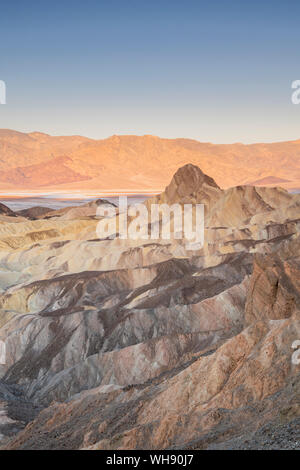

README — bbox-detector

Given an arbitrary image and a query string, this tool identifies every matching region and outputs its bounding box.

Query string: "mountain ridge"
[0,130,299,192]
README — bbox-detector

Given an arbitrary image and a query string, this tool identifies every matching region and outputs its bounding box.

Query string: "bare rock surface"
[0,164,299,449]
[0,203,15,217]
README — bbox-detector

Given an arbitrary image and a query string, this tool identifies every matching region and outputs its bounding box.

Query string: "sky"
[0,0,300,143]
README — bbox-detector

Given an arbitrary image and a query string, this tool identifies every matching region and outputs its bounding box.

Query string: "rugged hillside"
[0,164,299,450]
[0,203,15,217]
[0,130,300,191]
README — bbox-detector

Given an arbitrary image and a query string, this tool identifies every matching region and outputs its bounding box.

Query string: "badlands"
[0,164,299,449]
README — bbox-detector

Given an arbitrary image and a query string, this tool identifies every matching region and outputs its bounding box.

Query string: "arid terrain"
[0,163,299,450]
[0,130,300,192]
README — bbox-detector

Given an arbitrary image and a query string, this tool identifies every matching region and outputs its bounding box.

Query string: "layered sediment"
[0,164,299,449]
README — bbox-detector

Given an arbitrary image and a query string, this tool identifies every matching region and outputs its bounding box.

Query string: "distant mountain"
[0,130,299,191]
[246,176,291,185]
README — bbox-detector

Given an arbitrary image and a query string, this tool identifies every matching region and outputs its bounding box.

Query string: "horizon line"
[1,128,300,147]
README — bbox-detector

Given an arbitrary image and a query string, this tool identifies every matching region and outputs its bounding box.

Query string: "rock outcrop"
[0,203,15,217]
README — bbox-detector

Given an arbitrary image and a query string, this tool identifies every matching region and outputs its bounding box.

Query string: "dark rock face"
[0,203,15,217]
[168,164,220,195]
[16,207,52,219]
[0,164,299,450]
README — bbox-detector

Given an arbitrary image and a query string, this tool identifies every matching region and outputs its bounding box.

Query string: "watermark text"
[96,197,204,251]
[0,340,6,364]
[292,340,300,365]
[291,80,300,105]
[0,80,6,104]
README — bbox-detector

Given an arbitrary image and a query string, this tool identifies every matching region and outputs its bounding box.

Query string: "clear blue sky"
[0,0,300,143]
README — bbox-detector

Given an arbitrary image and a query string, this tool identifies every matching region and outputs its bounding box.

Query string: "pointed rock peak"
[157,163,222,205]
[172,164,220,190]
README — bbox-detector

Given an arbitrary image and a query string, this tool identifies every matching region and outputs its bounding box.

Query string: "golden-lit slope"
[0,130,299,191]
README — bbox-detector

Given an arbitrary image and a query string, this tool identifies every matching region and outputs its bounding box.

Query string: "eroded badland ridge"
[0,163,299,449]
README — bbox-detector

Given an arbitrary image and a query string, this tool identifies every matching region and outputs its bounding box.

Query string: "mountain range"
[0,129,299,192]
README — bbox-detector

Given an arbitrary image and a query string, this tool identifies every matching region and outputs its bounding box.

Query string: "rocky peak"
[172,163,220,191]
[159,163,222,206]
